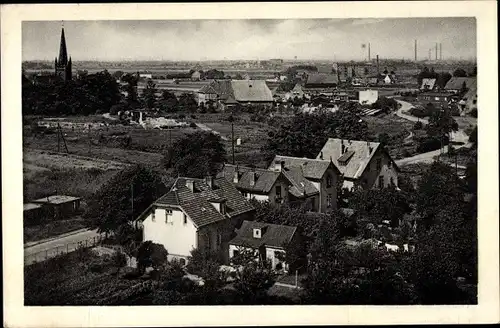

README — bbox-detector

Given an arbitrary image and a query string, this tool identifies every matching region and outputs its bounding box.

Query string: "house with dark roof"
[136,176,255,264]
[444,77,477,93]
[268,155,343,213]
[31,195,82,221]
[304,73,339,89]
[317,138,399,190]
[196,79,273,108]
[218,164,293,205]
[228,220,298,272]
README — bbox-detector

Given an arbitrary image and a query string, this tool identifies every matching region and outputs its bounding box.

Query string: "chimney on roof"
[205,175,214,189]
[341,139,346,155]
[233,168,239,183]
[249,171,256,187]
[186,180,194,192]
[320,151,324,160]
[367,142,373,157]
[274,160,284,172]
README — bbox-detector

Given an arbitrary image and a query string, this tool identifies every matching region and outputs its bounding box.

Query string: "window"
[379,176,384,189]
[179,258,186,266]
[166,209,173,216]
[253,228,261,238]
[376,158,382,171]
[435,97,440,101]
[183,214,187,225]
[217,233,222,247]
[275,185,282,198]
[220,203,226,215]
[242,192,249,198]
[326,174,332,188]
[233,250,239,258]
[327,194,332,208]
[151,210,156,222]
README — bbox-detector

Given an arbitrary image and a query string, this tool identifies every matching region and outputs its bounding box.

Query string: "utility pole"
[58,124,68,153]
[414,40,417,62]
[57,125,61,152]
[88,124,91,155]
[131,182,134,220]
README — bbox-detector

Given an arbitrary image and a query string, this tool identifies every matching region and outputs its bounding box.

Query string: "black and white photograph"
[2,1,498,326]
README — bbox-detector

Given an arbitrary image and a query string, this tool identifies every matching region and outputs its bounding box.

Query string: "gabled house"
[268,156,342,212]
[420,78,437,91]
[284,84,305,101]
[444,77,477,94]
[218,164,293,205]
[228,220,298,272]
[304,73,339,89]
[136,176,255,264]
[191,70,202,81]
[317,138,399,191]
[197,79,273,107]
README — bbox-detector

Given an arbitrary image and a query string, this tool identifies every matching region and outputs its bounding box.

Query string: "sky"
[22,18,476,62]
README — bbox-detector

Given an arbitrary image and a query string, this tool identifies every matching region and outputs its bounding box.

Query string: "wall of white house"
[142,207,197,259]
[359,151,398,189]
[265,247,288,272]
[239,178,290,205]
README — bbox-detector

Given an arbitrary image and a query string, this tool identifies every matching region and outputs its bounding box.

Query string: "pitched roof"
[317,138,394,179]
[421,78,436,90]
[305,73,339,86]
[218,164,289,194]
[230,80,273,102]
[271,155,335,180]
[198,80,234,100]
[316,64,334,74]
[153,177,254,228]
[281,167,319,197]
[229,220,297,249]
[444,77,477,91]
[32,195,81,205]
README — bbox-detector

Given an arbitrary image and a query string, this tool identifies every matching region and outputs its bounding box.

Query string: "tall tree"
[164,131,226,178]
[85,165,167,234]
[142,79,157,109]
[452,68,468,77]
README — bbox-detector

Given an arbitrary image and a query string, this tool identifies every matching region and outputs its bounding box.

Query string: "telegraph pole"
[131,182,134,220]
[88,124,91,155]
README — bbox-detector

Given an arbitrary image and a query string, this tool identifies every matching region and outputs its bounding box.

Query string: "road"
[394,99,473,166]
[24,229,102,266]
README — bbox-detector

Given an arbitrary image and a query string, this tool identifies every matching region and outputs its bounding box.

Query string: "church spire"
[58,24,68,65]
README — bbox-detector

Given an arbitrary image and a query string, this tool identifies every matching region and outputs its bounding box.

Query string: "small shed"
[23,203,45,226]
[32,195,82,220]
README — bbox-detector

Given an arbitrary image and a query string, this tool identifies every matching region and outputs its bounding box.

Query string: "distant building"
[54,27,72,82]
[358,89,379,105]
[418,92,455,106]
[136,176,255,264]
[316,139,399,191]
[197,79,273,107]
[139,72,153,79]
[284,84,305,101]
[304,73,339,89]
[228,220,298,272]
[421,78,437,91]
[191,70,202,81]
[444,77,477,93]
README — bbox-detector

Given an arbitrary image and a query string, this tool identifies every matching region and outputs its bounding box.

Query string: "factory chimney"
[439,43,442,60]
[368,43,371,61]
[414,40,417,61]
[376,55,379,74]
[435,43,438,61]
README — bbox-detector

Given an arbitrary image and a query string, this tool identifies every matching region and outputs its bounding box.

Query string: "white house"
[358,89,379,105]
[136,176,255,264]
[228,220,298,272]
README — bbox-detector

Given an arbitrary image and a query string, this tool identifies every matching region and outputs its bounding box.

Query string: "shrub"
[470,108,477,118]
[416,136,442,153]
[413,121,423,130]
[189,122,197,128]
[190,114,197,119]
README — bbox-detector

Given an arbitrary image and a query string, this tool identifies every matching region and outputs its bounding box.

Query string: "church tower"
[54,26,72,81]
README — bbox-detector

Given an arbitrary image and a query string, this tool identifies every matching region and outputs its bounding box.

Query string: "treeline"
[22,71,121,116]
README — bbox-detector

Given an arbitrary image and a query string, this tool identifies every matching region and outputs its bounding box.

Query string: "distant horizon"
[23,18,476,62]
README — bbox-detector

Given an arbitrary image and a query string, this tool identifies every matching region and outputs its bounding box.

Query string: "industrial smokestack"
[368,43,371,61]
[435,43,438,61]
[439,43,442,60]
[376,55,379,74]
[414,40,417,61]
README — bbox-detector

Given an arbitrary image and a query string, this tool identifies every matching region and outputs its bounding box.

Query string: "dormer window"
[253,228,261,239]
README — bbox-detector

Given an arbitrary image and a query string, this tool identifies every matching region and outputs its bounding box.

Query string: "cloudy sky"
[22,18,476,61]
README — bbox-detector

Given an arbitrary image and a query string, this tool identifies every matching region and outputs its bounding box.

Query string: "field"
[24,217,88,243]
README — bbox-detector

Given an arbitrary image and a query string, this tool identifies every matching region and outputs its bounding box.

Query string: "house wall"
[265,247,288,272]
[357,150,398,190]
[142,206,198,260]
[197,93,217,105]
[358,90,378,105]
[319,166,340,212]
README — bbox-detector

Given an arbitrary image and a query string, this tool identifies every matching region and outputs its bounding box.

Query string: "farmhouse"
[191,70,202,81]
[218,164,293,206]
[31,195,82,221]
[444,77,477,93]
[136,176,255,264]
[268,156,342,213]
[317,138,399,191]
[304,73,339,89]
[228,220,298,273]
[197,79,273,107]
[284,84,305,101]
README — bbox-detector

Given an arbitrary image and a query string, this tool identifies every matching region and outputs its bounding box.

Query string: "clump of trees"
[263,106,370,160]
[23,70,121,116]
[164,131,226,178]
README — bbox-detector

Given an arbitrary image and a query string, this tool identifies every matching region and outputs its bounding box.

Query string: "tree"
[113,70,124,80]
[426,106,459,148]
[85,165,167,234]
[263,107,369,159]
[164,131,226,178]
[178,93,198,112]
[452,68,468,77]
[160,90,179,112]
[436,72,452,89]
[122,73,139,108]
[142,79,157,109]
[350,187,412,228]
[136,241,169,274]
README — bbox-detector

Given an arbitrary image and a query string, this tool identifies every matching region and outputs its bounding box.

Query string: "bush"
[470,108,477,118]
[189,122,197,128]
[190,114,197,119]
[413,121,423,130]
[416,136,442,153]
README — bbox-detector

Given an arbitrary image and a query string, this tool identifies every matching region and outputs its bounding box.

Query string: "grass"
[24,217,88,243]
